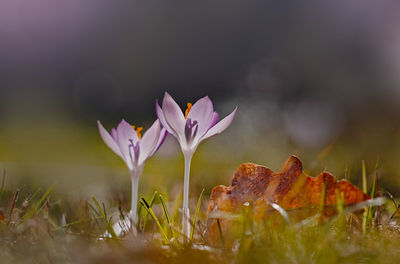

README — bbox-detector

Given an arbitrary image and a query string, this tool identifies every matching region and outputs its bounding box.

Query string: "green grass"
[0,178,399,264]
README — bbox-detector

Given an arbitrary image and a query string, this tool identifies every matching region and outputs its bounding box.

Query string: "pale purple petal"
[209,112,219,129]
[150,127,167,157]
[97,121,123,158]
[138,119,162,164]
[191,122,198,143]
[156,100,176,137]
[162,92,185,139]
[116,119,138,168]
[184,118,198,145]
[187,96,214,138]
[111,128,118,140]
[184,119,191,143]
[132,142,140,164]
[200,107,237,142]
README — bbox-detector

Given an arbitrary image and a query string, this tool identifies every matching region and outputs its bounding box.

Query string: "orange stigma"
[132,125,144,140]
[185,102,192,119]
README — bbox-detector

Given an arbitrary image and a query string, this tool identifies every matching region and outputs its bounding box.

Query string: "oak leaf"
[206,156,369,245]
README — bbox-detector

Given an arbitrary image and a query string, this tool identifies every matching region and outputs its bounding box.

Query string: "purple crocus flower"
[98,119,167,224]
[156,92,237,238]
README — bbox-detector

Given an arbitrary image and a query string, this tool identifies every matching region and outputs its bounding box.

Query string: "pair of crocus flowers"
[98,92,237,238]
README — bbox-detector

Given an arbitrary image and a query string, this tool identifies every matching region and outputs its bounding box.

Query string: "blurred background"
[1,0,400,201]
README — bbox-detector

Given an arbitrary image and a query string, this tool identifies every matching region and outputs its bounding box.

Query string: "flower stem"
[182,153,192,240]
[130,172,140,224]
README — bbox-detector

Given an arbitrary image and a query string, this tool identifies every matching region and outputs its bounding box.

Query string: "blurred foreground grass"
[0,171,399,264]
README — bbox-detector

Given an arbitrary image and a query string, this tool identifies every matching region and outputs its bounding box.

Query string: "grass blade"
[368,157,380,222]
[361,160,367,233]
[370,157,379,198]
[158,193,175,239]
[362,160,367,193]
[52,217,95,231]
[139,197,170,244]
[91,196,118,239]
[190,188,204,240]
[7,189,20,221]
[268,201,291,225]
[23,185,54,220]
[143,191,158,231]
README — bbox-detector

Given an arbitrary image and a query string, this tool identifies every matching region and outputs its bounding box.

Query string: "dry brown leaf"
[206,155,369,245]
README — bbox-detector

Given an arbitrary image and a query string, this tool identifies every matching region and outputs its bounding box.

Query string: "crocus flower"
[97,119,167,224]
[156,92,237,238]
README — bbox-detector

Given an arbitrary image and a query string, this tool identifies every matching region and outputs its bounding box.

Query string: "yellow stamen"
[185,102,192,119]
[132,125,144,140]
